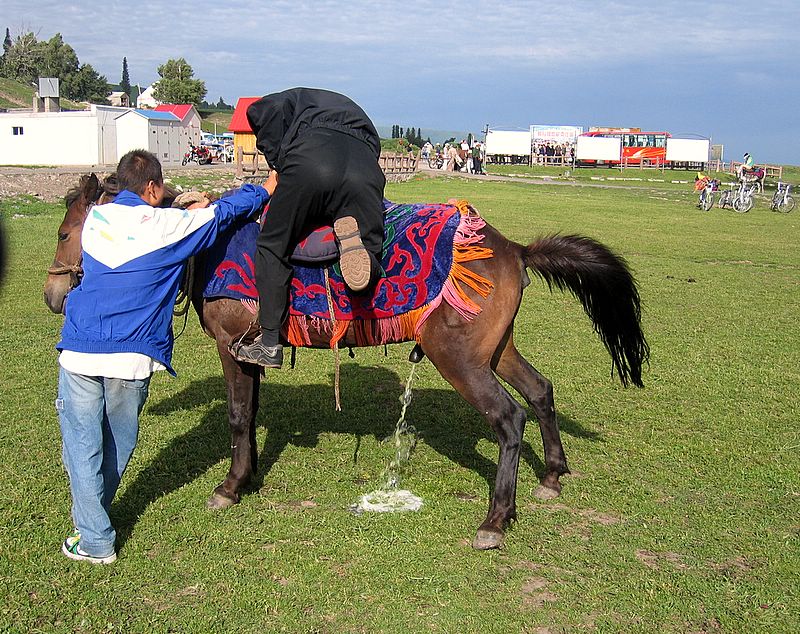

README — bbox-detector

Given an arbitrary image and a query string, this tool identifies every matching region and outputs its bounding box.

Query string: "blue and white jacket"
[57,184,270,375]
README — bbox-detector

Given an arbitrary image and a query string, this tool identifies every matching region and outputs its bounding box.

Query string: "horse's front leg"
[207,340,261,509]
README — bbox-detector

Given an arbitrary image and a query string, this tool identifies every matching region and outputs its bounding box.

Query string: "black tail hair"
[523,234,649,387]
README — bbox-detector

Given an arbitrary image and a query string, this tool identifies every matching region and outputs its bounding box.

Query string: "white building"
[116,109,187,166]
[0,104,198,167]
[136,85,160,109]
[108,92,130,107]
[1,105,128,166]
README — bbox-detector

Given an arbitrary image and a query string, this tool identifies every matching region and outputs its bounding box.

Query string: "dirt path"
[0,165,239,203]
[0,163,651,204]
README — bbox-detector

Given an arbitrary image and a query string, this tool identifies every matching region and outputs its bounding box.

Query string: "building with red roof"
[230,97,269,175]
[154,104,202,132]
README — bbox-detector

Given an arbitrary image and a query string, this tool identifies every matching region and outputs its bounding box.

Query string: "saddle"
[202,199,494,348]
[740,168,765,182]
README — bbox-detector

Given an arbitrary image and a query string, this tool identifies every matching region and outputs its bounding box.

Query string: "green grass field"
[0,77,87,111]
[1,175,797,633]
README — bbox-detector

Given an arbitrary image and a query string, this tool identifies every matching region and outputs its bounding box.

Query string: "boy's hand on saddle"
[264,170,279,196]
[172,191,212,210]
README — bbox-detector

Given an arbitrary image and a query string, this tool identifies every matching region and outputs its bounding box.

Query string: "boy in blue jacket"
[56,149,270,564]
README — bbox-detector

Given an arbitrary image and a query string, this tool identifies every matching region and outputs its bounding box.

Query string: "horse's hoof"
[206,492,237,510]
[533,484,560,501]
[472,528,504,550]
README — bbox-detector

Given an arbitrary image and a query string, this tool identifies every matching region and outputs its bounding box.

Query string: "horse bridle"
[47,258,84,289]
[46,201,92,290]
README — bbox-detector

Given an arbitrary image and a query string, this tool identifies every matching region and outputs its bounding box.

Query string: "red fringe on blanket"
[282,200,494,349]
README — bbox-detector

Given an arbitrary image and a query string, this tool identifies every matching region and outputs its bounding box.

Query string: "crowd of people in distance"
[532,141,575,165]
[421,139,486,175]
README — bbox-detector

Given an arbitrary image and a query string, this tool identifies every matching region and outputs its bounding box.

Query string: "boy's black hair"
[117,149,163,195]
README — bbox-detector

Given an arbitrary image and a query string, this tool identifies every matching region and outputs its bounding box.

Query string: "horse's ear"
[85,173,100,202]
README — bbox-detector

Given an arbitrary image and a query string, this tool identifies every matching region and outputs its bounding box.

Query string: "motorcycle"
[427,152,444,170]
[182,142,213,166]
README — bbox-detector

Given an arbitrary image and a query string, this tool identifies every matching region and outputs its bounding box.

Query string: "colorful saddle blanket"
[202,200,493,347]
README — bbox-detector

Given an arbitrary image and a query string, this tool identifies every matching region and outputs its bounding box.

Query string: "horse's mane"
[64,174,94,209]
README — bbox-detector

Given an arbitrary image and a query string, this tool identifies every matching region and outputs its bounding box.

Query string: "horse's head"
[43,173,106,314]
[44,172,182,314]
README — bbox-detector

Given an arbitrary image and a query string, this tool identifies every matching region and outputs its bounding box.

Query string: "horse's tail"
[522,234,649,387]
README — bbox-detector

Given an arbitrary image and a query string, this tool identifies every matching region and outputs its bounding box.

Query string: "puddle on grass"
[350,364,423,514]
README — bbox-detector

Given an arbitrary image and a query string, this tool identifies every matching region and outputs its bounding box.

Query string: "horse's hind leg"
[207,340,261,509]
[425,347,527,549]
[492,330,569,500]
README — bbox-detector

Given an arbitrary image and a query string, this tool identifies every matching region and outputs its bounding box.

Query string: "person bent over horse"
[231,87,386,369]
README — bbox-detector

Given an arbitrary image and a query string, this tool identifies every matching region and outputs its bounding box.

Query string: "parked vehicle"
[182,141,212,166]
[427,152,444,170]
[717,185,734,209]
[697,177,719,211]
[770,181,795,213]
[732,180,758,213]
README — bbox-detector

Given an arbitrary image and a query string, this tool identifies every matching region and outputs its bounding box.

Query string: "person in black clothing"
[231,87,386,369]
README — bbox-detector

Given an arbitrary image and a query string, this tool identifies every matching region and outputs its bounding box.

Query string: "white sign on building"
[531,125,584,144]
[575,135,621,162]
[665,139,710,163]
[485,129,532,156]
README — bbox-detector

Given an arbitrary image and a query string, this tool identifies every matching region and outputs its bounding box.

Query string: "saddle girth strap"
[323,267,342,412]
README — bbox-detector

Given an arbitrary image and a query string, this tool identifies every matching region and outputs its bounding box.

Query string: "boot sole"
[228,342,283,368]
[334,216,371,292]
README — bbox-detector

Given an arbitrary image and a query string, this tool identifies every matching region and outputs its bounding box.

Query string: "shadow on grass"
[112,363,601,548]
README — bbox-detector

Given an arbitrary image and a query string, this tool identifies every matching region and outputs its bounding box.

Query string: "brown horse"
[44,173,649,550]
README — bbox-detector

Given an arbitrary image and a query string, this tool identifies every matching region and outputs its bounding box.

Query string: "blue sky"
[5,1,799,164]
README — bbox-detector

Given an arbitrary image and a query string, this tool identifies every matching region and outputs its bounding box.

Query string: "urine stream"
[351,364,423,513]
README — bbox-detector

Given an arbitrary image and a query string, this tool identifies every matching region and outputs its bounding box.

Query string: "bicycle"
[732,180,757,213]
[427,152,444,170]
[697,178,718,211]
[770,181,795,213]
[717,184,735,209]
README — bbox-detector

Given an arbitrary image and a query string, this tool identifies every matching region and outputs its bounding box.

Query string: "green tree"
[0,31,42,84]
[120,57,131,98]
[152,57,206,106]
[64,63,110,103]
[40,34,77,75]
[0,27,10,72]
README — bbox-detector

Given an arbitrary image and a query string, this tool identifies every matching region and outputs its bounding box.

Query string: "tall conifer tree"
[120,57,131,98]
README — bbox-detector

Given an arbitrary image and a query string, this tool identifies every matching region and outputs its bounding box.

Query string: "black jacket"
[246,87,381,171]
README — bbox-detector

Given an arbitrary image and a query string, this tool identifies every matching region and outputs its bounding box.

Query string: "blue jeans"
[56,367,150,557]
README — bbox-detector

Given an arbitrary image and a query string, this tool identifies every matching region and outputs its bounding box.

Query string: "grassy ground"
[0,175,797,632]
[200,111,233,134]
[484,164,800,193]
[0,77,86,111]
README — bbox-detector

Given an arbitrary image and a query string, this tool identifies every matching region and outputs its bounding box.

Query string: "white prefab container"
[576,136,621,162]
[666,139,710,163]
[0,106,127,166]
[485,130,532,156]
[115,110,184,165]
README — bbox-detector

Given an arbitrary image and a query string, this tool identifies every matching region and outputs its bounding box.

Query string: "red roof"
[228,97,261,133]
[154,104,195,121]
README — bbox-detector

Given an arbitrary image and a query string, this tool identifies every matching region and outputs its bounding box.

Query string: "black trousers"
[255,128,386,334]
